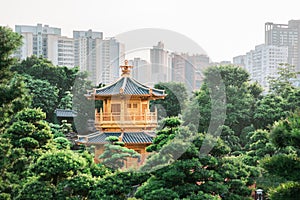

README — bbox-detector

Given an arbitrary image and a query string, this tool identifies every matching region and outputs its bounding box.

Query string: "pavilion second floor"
[95,108,158,131]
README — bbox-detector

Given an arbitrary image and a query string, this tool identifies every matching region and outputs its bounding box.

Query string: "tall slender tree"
[0,26,30,129]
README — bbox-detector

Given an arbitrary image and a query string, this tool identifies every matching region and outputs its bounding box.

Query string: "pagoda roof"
[87,76,166,98]
[77,131,155,144]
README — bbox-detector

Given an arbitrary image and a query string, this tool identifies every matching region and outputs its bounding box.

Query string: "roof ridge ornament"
[120,60,133,77]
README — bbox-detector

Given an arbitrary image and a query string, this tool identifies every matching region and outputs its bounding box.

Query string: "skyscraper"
[243,44,288,91]
[99,38,125,84]
[15,24,74,68]
[188,54,210,90]
[73,31,124,85]
[172,53,209,92]
[73,30,103,85]
[128,58,150,83]
[265,20,300,71]
[150,41,172,84]
[47,35,74,67]
[233,55,246,69]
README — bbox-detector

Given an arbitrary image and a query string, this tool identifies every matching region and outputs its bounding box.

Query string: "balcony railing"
[95,111,157,125]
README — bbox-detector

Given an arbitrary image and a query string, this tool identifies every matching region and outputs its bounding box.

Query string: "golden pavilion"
[78,60,166,166]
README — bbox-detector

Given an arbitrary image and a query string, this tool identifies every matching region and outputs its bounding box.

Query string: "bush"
[260,154,300,182]
[269,181,300,200]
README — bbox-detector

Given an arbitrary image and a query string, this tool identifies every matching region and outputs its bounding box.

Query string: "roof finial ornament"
[120,60,133,76]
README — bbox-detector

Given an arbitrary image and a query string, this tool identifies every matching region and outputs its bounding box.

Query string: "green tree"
[270,110,300,149]
[0,75,30,129]
[99,136,140,170]
[89,172,149,200]
[53,137,72,150]
[0,137,17,199]
[183,65,259,136]
[140,117,258,199]
[11,56,81,122]
[0,26,22,80]
[268,181,300,200]
[22,75,59,120]
[55,174,97,199]
[268,63,299,97]
[253,94,289,129]
[259,111,300,199]
[287,87,300,111]
[218,125,241,153]
[32,150,87,185]
[15,179,56,200]
[11,55,80,100]
[17,149,109,199]
[137,131,258,199]
[252,64,300,130]
[0,26,30,129]
[4,108,53,151]
[146,117,182,153]
[244,129,276,165]
[151,82,188,118]
[261,154,300,182]
[58,91,73,110]
[0,108,53,198]
[60,119,73,134]
[183,83,210,133]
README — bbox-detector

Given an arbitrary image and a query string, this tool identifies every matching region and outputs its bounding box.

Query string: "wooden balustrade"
[95,112,157,124]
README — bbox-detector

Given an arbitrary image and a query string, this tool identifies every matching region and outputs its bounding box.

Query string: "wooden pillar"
[120,98,124,121]
[95,108,98,122]
[139,98,142,116]
[100,108,103,122]
[154,106,158,122]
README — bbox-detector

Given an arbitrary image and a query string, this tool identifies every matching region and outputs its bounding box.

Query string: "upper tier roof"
[86,61,166,99]
[95,76,165,96]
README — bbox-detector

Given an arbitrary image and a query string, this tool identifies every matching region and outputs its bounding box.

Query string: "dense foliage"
[10,55,84,121]
[99,136,140,170]
[151,82,188,118]
[1,26,300,199]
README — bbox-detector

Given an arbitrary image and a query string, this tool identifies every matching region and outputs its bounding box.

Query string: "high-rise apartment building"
[172,53,209,92]
[73,30,103,85]
[99,38,125,84]
[188,54,210,90]
[73,30,124,85]
[242,44,288,91]
[233,55,246,69]
[150,42,172,84]
[47,35,74,67]
[15,24,74,68]
[14,25,125,85]
[128,58,150,84]
[265,20,300,71]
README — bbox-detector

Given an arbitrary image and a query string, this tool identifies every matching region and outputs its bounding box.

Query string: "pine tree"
[99,136,140,170]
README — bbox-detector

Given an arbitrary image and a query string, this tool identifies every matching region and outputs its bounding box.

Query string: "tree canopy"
[99,136,140,170]
[10,55,81,122]
[151,82,188,118]
[2,27,300,199]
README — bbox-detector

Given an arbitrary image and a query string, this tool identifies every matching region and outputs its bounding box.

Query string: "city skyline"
[1,0,300,62]
[10,21,300,92]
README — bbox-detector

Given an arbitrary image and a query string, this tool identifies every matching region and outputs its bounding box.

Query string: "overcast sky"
[1,0,300,62]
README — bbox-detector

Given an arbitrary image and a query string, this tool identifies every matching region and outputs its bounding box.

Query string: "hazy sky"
[1,0,300,62]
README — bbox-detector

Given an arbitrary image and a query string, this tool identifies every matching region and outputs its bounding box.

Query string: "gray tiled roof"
[94,77,165,96]
[55,109,77,117]
[86,131,155,144]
